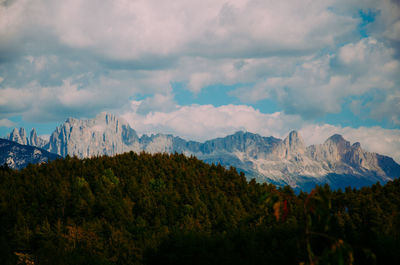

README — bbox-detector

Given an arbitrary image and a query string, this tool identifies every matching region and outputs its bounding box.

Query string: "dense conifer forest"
[0,151,399,264]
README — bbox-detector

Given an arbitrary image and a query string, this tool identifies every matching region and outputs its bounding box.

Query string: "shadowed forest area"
[0,152,399,264]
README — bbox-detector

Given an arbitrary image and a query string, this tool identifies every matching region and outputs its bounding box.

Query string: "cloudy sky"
[1,0,400,161]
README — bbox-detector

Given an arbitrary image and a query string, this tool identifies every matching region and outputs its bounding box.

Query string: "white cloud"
[136,93,178,115]
[188,72,213,94]
[0,86,33,115]
[0,0,362,62]
[41,0,359,60]
[230,38,400,121]
[121,102,305,141]
[369,90,400,125]
[232,55,353,117]
[0,75,141,122]
[384,20,400,41]
[372,0,400,42]
[0,118,16,128]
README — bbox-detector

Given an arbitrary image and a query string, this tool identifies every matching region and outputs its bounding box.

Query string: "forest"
[0,151,399,264]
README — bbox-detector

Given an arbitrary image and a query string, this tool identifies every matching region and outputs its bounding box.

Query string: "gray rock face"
[0,138,60,169]
[46,113,141,157]
[7,128,28,145]
[4,113,400,190]
[29,128,47,148]
[7,127,47,148]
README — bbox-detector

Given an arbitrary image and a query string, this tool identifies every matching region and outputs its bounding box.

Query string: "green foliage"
[0,151,399,264]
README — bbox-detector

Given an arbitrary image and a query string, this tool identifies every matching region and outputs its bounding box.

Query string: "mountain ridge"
[4,113,400,190]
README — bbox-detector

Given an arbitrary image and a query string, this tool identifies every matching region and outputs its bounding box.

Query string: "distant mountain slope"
[4,113,400,189]
[193,131,400,190]
[0,139,60,169]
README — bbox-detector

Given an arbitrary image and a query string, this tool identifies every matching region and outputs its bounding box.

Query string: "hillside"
[0,138,60,169]
[1,152,400,264]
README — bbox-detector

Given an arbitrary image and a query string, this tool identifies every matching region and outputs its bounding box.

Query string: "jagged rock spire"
[284,131,305,150]
[281,130,306,159]
[7,128,28,145]
[30,128,38,146]
[28,128,47,148]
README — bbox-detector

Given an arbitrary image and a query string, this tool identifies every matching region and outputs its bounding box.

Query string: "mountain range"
[4,113,400,190]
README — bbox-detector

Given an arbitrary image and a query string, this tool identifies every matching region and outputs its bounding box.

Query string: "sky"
[0,0,400,161]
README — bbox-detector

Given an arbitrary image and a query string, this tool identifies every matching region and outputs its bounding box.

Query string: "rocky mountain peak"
[30,128,38,145]
[104,113,116,124]
[8,128,19,141]
[326,134,347,144]
[29,128,47,148]
[288,130,299,138]
[284,130,305,150]
[65,117,78,124]
[92,112,117,123]
[30,128,37,136]
[47,113,140,158]
[274,130,306,160]
[324,133,350,155]
[7,127,28,145]
[285,130,304,146]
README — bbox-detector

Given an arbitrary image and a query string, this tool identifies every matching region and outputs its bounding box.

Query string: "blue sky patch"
[358,9,379,38]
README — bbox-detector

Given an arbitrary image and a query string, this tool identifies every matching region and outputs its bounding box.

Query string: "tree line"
[0,151,399,264]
